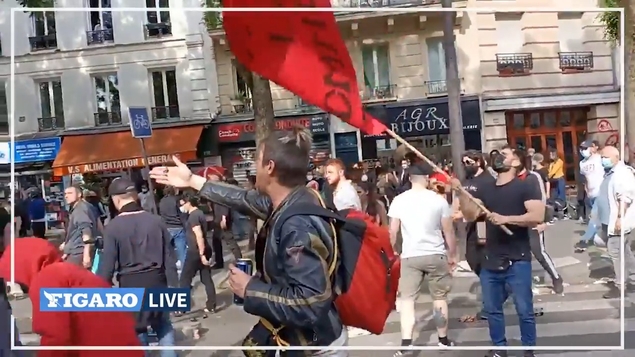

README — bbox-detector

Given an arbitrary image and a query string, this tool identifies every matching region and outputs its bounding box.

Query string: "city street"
[11,220,635,356]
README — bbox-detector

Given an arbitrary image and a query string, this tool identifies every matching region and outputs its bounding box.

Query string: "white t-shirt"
[333,180,362,211]
[580,154,604,198]
[388,188,450,259]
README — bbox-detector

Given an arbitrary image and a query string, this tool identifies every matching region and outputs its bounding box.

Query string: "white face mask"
[179,206,187,213]
[580,148,591,158]
[401,164,408,169]
[141,188,148,193]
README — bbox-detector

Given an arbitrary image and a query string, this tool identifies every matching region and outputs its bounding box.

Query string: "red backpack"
[275,202,400,334]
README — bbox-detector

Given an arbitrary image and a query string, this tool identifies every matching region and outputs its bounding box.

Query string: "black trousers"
[211,229,242,267]
[180,249,217,310]
[529,229,560,281]
[32,222,46,238]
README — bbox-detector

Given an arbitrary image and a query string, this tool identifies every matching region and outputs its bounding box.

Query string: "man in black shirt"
[159,186,187,274]
[178,191,217,314]
[97,178,178,352]
[458,145,544,357]
[453,150,495,322]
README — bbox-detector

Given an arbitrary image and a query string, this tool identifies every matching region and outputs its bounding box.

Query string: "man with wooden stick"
[456,146,545,357]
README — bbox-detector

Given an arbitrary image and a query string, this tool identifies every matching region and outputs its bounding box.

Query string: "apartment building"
[0,0,220,178]
[205,0,617,179]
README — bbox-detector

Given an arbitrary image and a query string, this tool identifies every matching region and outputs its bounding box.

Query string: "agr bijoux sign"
[390,106,449,134]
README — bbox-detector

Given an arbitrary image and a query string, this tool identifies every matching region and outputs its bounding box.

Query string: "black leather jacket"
[198,182,343,350]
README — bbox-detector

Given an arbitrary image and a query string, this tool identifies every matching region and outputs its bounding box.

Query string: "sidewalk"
[13,238,253,345]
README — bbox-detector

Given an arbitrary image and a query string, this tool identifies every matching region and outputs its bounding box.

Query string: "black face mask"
[491,153,512,173]
[464,165,479,178]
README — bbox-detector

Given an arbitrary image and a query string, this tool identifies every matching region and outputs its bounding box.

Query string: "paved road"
[11,220,634,357]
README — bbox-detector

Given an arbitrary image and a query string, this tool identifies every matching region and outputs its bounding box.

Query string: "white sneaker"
[346,326,371,337]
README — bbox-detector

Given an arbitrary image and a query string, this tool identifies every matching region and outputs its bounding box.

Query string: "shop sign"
[11,137,62,164]
[63,154,178,175]
[217,114,329,142]
[365,98,481,138]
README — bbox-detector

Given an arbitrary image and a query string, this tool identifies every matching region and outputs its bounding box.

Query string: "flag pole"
[385,129,513,235]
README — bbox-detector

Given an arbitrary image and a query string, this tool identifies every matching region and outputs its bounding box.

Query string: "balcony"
[94,111,122,127]
[29,34,57,51]
[87,29,114,45]
[362,84,397,102]
[559,52,594,72]
[145,22,172,38]
[426,80,447,95]
[334,0,439,9]
[230,96,253,114]
[151,105,180,121]
[496,53,533,76]
[295,97,320,112]
[38,116,64,132]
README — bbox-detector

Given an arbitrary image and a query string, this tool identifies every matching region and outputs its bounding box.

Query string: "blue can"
[234,259,253,305]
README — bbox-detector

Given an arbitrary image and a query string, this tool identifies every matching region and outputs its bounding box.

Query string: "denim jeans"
[167,227,187,270]
[137,314,177,357]
[480,260,536,347]
[581,197,598,242]
[551,177,566,203]
[231,217,251,240]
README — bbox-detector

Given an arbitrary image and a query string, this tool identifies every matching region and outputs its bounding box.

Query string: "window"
[0,81,7,134]
[39,80,64,118]
[87,0,113,44]
[38,80,64,130]
[426,37,446,81]
[361,43,391,90]
[150,69,179,120]
[146,0,170,24]
[94,74,120,113]
[557,14,583,52]
[33,12,56,37]
[495,15,523,53]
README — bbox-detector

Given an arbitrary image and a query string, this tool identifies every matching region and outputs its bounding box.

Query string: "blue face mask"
[601,157,615,169]
[580,148,591,158]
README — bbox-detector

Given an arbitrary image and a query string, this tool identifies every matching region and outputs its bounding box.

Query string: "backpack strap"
[273,190,341,278]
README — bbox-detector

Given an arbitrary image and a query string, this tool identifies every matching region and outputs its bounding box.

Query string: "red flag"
[221,0,388,136]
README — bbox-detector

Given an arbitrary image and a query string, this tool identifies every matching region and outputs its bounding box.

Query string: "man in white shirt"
[324,159,361,211]
[596,145,635,298]
[324,158,366,338]
[575,140,605,251]
[388,163,457,353]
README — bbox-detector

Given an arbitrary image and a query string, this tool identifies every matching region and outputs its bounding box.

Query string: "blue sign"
[40,288,191,312]
[11,137,61,164]
[128,107,152,138]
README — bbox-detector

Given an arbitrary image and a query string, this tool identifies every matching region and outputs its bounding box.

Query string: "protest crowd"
[0,3,633,357]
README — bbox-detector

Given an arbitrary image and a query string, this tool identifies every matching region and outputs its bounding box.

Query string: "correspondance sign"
[364,98,481,138]
[216,114,329,143]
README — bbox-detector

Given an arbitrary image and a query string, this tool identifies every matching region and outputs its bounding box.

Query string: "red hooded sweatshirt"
[0,238,143,357]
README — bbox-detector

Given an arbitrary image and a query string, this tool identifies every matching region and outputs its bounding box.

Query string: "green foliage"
[17,0,55,7]
[599,0,620,44]
[203,0,223,31]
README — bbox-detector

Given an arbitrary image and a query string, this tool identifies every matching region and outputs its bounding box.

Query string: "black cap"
[108,178,137,196]
[580,139,599,148]
[408,162,435,176]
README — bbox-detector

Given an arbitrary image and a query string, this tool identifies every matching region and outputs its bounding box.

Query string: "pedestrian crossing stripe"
[349,282,634,350]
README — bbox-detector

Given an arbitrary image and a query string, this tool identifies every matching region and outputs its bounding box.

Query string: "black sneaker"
[603,283,621,299]
[552,277,565,294]
[524,351,535,357]
[486,350,508,357]
[438,339,455,347]
[574,240,589,252]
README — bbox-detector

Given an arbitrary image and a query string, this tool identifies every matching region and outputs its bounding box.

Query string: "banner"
[222,0,388,136]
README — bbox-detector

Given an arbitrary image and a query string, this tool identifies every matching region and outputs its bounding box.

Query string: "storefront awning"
[52,125,204,176]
